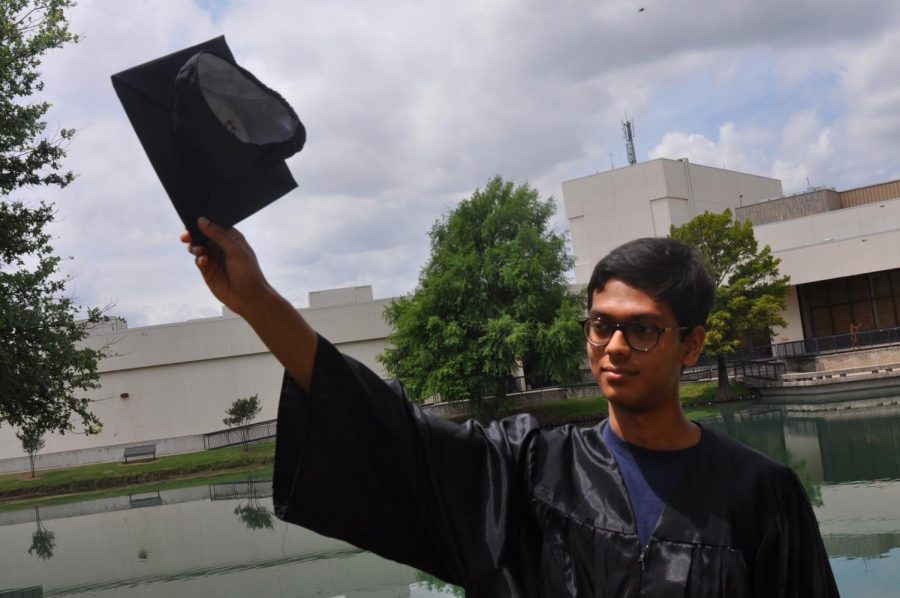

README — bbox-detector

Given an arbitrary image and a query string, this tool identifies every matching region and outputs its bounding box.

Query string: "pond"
[1,399,898,597]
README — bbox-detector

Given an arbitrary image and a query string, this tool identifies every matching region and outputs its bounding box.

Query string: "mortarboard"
[111,36,305,244]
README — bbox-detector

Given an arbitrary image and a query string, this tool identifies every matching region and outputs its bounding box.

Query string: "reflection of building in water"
[0,491,417,597]
[708,403,900,561]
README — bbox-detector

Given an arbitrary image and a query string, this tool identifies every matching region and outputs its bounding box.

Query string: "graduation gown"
[273,336,839,597]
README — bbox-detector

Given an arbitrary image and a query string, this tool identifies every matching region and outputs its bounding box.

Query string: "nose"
[605,328,631,355]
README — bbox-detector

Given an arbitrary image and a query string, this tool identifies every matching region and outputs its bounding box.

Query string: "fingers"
[198,217,244,252]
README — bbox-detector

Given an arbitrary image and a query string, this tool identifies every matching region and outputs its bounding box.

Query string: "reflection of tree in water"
[233,477,274,530]
[415,571,463,596]
[784,452,823,507]
[29,506,55,560]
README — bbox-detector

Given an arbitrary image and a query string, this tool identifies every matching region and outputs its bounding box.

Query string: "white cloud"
[648,122,771,174]
[10,0,900,326]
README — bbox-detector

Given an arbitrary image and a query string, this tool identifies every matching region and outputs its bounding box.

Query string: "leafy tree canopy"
[670,209,789,400]
[223,394,263,428]
[224,394,263,451]
[379,176,584,419]
[1,0,105,434]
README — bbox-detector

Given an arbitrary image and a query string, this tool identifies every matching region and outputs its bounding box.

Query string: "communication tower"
[622,118,637,166]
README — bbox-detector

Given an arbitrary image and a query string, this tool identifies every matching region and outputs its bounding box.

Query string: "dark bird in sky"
[638,7,646,12]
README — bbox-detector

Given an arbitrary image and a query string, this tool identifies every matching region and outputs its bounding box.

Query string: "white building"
[562,158,783,284]
[562,158,900,345]
[0,287,392,473]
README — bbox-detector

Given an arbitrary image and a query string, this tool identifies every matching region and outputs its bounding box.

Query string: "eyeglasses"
[580,317,688,352]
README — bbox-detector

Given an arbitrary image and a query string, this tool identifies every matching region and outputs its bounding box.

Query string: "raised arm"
[181,217,317,391]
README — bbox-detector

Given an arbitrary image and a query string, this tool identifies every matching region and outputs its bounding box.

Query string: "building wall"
[0,298,394,467]
[735,188,842,225]
[772,286,804,343]
[562,161,900,353]
[753,198,900,285]
[841,179,900,208]
[564,158,782,282]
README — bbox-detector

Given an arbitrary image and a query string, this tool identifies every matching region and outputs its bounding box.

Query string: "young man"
[184,220,838,597]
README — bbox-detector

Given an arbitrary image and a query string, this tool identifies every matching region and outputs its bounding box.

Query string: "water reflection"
[704,399,900,596]
[1,402,897,596]
[0,477,444,597]
[223,478,275,530]
[28,506,55,561]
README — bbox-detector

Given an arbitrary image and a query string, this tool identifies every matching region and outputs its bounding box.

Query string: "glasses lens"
[584,319,613,346]
[624,322,660,351]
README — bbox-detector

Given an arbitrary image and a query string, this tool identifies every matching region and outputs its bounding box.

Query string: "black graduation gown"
[273,336,840,597]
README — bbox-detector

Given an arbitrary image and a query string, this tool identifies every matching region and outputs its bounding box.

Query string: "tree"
[1,1,106,435]
[670,209,789,401]
[379,176,584,420]
[17,423,45,478]
[223,395,262,451]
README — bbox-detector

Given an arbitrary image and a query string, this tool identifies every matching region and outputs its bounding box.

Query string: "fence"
[209,479,273,501]
[203,419,277,450]
[682,359,785,382]
[772,326,900,358]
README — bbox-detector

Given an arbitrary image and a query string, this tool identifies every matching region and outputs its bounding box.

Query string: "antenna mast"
[622,118,637,166]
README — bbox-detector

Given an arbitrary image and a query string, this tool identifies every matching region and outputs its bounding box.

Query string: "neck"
[607,401,700,450]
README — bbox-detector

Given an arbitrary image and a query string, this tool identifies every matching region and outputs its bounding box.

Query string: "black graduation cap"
[111,36,305,244]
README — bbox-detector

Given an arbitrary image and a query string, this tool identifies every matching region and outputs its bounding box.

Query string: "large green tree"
[1,0,105,435]
[670,209,789,401]
[380,176,584,419]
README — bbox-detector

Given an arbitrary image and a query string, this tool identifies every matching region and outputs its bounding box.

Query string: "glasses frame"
[580,317,689,352]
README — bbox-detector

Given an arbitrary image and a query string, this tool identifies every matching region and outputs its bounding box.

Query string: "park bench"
[123,444,157,464]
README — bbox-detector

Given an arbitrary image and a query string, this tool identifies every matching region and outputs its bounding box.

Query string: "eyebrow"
[588,310,666,322]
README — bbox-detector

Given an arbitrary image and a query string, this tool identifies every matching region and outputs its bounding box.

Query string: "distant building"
[0,287,392,473]
[736,180,900,342]
[562,158,783,283]
[562,158,900,345]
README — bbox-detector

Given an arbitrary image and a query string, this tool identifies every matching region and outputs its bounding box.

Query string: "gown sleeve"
[272,335,542,592]
[751,473,840,597]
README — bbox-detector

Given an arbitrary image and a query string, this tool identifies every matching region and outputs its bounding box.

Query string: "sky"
[15,0,900,327]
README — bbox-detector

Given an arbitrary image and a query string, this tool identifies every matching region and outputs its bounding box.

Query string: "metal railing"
[771,326,900,358]
[209,479,273,501]
[682,359,785,382]
[203,419,277,450]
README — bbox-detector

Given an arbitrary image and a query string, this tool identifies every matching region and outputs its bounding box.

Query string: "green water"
[1,400,897,597]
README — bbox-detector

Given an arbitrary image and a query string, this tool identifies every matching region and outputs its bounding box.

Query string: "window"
[799,267,900,339]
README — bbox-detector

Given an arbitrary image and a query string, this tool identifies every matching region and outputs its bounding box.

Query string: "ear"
[681,325,706,367]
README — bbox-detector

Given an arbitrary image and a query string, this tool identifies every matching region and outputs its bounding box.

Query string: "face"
[587,278,705,412]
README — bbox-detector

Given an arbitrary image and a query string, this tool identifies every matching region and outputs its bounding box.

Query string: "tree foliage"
[670,210,789,400]
[379,176,584,419]
[223,394,262,451]
[1,1,106,435]
[1,1,77,194]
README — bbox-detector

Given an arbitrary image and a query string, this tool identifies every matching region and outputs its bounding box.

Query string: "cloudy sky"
[18,0,900,327]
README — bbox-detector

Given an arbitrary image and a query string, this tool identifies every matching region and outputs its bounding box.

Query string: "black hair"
[586,237,714,334]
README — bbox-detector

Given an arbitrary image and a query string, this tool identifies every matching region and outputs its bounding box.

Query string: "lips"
[601,367,638,379]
